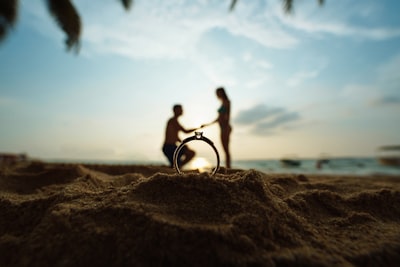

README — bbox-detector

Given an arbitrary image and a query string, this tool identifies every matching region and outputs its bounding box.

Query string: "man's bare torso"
[164,117,183,145]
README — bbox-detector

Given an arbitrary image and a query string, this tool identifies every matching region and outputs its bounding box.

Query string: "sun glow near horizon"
[189,157,212,173]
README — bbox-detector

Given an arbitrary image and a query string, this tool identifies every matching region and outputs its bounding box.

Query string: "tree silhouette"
[0,0,132,52]
[0,0,323,52]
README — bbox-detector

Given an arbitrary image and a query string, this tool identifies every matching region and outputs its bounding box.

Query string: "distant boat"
[377,145,400,167]
[280,158,301,167]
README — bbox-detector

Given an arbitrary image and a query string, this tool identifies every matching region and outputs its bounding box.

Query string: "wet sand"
[1,161,399,266]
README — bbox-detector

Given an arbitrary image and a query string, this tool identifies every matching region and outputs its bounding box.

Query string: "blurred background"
[1,0,399,174]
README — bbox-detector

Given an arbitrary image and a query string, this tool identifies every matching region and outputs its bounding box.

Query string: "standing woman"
[202,87,232,168]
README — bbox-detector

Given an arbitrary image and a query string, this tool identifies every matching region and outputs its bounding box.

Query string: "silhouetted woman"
[202,87,232,168]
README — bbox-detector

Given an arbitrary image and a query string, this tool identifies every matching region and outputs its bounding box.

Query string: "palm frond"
[0,0,18,42]
[229,0,237,12]
[46,0,81,52]
[120,0,133,10]
[283,0,324,13]
[282,0,294,13]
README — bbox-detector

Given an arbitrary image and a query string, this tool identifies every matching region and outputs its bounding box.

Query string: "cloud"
[281,18,400,41]
[287,69,320,87]
[234,104,301,135]
[252,111,301,135]
[22,0,299,60]
[22,0,400,61]
[275,0,400,41]
[235,104,284,125]
[370,95,400,107]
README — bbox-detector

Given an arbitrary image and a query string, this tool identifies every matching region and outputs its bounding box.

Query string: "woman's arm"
[200,118,218,128]
[182,127,198,134]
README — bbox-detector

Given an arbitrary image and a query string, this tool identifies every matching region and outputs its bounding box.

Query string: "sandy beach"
[1,161,399,266]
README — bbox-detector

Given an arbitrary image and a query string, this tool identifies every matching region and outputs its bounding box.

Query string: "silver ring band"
[173,132,220,175]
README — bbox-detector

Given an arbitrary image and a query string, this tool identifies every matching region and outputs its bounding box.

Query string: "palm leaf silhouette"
[0,0,132,51]
[229,0,238,12]
[45,0,132,52]
[121,0,133,10]
[284,0,324,13]
[46,0,81,52]
[0,0,18,42]
[1,0,323,52]
[230,0,324,13]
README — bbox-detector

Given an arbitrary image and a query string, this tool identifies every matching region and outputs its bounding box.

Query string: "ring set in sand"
[173,132,220,175]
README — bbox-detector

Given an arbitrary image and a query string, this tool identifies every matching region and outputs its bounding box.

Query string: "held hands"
[192,121,214,132]
[200,122,213,128]
[191,125,204,132]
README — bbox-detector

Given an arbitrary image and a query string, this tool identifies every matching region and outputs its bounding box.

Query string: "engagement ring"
[173,132,220,175]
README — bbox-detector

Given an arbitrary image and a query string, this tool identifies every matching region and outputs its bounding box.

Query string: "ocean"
[233,157,400,176]
[46,157,400,176]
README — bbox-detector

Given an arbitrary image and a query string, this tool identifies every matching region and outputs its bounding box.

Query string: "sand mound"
[1,163,400,266]
[0,162,83,194]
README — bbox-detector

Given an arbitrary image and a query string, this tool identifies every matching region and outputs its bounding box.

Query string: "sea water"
[233,157,400,176]
[46,157,400,176]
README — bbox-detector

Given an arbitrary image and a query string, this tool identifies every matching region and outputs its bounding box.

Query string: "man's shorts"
[162,144,187,167]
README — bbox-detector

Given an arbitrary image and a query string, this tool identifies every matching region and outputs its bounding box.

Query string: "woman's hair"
[216,87,228,100]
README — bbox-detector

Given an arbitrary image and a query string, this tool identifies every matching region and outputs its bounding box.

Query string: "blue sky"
[1,0,400,164]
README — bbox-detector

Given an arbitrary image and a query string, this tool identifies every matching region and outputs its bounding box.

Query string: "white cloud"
[256,60,273,69]
[244,76,269,89]
[243,51,273,69]
[193,53,238,86]
[287,69,319,87]
[225,14,298,49]
[21,0,301,60]
[21,0,400,63]
[276,0,400,41]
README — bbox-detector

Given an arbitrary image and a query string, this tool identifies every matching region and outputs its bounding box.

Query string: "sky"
[1,0,400,165]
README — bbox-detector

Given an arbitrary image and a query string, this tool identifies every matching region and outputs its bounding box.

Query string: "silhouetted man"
[162,104,196,168]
